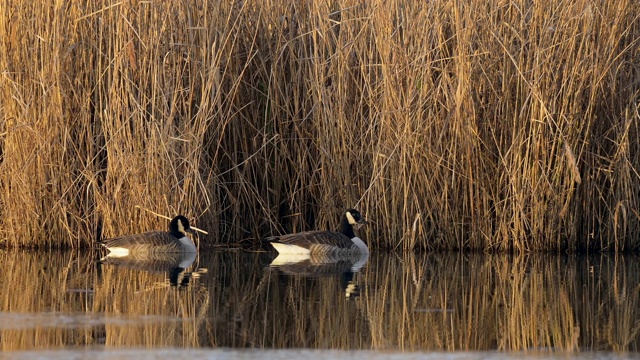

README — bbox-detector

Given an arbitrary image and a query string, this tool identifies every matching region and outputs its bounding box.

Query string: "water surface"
[1,248,639,357]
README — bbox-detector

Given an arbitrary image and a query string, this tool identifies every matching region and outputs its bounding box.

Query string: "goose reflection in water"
[98,252,201,288]
[268,252,369,299]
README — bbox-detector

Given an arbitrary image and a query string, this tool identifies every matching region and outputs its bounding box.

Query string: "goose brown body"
[99,215,196,257]
[101,231,191,254]
[266,209,368,255]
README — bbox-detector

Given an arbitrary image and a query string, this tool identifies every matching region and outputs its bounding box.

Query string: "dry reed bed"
[0,0,639,251]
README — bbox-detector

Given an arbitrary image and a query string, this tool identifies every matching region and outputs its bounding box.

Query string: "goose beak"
[356,218,368,229]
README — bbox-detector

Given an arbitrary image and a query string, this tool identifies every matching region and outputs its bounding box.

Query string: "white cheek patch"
[178,220,185,234]
[346,211,357,225]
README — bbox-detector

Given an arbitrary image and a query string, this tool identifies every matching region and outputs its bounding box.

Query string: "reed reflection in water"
[0,249,639,352]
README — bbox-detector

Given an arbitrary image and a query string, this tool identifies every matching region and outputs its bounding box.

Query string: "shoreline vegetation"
[1,1,639,252]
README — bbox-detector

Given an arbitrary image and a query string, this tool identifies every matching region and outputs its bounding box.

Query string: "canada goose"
[99,215,197,258]
[266,209,369,255]
[98,251,197,271]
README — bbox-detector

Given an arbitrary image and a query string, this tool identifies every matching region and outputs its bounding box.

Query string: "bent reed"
[0,0,639,252]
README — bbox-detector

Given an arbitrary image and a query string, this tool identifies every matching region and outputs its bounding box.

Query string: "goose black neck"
[339,216,356,238]
[169,218,184,238]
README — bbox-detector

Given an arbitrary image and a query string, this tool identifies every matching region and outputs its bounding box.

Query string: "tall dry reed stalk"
[0,0,639,251]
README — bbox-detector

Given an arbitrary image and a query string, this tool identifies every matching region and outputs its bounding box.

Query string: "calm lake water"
[1,248,639,359]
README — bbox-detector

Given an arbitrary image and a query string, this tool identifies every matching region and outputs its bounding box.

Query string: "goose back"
[268,230,363,255]
[100,231,195,256]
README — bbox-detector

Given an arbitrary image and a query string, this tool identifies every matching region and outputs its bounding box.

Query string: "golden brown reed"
[0,1,639,251]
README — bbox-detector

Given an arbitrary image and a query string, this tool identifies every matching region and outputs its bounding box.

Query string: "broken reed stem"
[134,206,209,235]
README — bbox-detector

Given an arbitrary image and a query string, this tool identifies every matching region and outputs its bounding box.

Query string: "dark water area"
[1,248,639,358]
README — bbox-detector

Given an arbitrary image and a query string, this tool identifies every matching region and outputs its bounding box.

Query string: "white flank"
[350,237,369,254]
[178,236,197,253]
[270,242,311,255]
[105,247,130,258]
